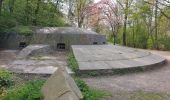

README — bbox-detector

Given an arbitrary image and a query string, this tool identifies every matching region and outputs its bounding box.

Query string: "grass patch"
[68,52,79,75]
[0,69,45,100]
[128,91,170,100]
[30,55,48,60]
[111,90,170,100]
[0,69,13,97]
[2,80,45,100]
[75,78,111,100]
[0,69,13,88]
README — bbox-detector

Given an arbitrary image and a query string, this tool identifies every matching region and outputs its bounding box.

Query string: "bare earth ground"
[83,50,170,99]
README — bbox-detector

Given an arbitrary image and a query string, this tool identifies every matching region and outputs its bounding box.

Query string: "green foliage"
[38,17,65,27]
[2,80,45,100]
[0,15,17,32]
[68,52,79,74]
[107,34,114,44]
[0,69,13,88]
[75,78,111,100]
[147,37,154,49]
[158,36,170,51]
[87,72,98,76]
[0,0,66,31]
[10,26,33,36]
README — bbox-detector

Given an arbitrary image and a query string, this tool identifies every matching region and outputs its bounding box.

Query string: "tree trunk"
[123,13,127,46]
[68,0,74,23]
[9,0,15,14]
[111,27,116,45]
[0,0,3,15]
[33,0,41,25]
[154,0,158,49]
[78,15,83,28]
[122,0,128,46]
[78,20,81,28]
[132,21,135,47]
[113,33,116,45]
[25,0,29,24]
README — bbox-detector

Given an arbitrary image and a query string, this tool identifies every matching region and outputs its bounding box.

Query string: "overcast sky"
[94,0,101,3]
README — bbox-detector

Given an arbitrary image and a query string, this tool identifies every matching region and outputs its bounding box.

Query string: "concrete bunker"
[31,27,107,50]
[93,42,98,45]
[0,27,107,50]
[57,43,66,50]
[19,42,27,48]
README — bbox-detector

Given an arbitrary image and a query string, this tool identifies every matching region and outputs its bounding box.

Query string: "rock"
[42,68,83,100]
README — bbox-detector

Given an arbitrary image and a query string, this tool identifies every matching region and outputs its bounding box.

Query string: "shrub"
[75,78,111,100]
[10,26,33,36]
[158,36,170,51]
[37,15,66,27]
[0,16,17,32]
[2,80,45,100]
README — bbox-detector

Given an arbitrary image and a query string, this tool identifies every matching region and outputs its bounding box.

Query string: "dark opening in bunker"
[19,42,27,48]
[93,42,98,45]
[57,43,65,50]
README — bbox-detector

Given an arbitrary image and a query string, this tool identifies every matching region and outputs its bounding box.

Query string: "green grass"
[75,78,111,100]
[68,52,79,75]
[2,80,45,100]
[128,91,170,100]
[30,55,47,60]
[0,69,13,89]
[0,69,45,100]
[0,69,13,97]
[110,90,170,100]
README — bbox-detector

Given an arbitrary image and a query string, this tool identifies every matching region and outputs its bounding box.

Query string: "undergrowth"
[2,80,45,100]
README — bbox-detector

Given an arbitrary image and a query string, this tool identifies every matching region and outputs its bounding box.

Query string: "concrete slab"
[72,45,166,73]
[7,51,73,75]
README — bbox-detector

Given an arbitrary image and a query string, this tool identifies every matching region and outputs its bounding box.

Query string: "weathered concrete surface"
[42,68,83,100]
[7,51,72,74]
[0,50,18,68]
[72,45,166,73]
[32,27,106,50]
[0,32,31,49]
[17,44,52,59]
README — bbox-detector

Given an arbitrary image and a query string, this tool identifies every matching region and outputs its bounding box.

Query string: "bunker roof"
[35,27,98,35]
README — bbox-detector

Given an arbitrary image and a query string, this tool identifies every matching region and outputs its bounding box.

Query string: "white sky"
[94,0,101,3]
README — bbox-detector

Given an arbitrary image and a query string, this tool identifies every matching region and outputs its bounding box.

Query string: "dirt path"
[83,50,170,99]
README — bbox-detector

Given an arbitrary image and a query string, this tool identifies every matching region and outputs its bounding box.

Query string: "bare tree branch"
[144,1,170,19]
[116,0,125,10]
